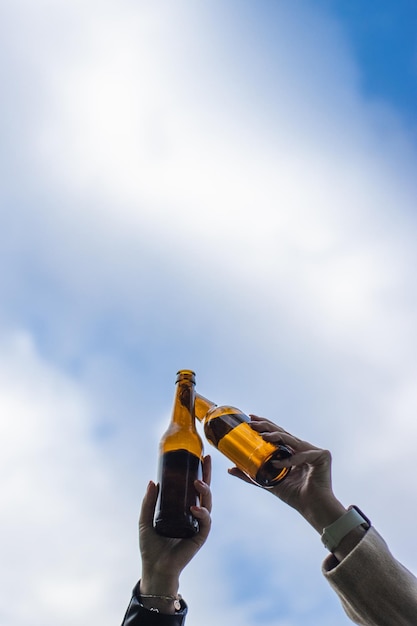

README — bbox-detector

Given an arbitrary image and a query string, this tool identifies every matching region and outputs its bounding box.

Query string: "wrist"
[140,571,180,598]
[322,505,371,559]
[138,580,182,615]
[303,493,347,534]
[332,524,368,562]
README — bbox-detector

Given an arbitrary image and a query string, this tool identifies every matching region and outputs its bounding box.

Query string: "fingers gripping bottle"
[195,393,291,488]
[154,370,204,538]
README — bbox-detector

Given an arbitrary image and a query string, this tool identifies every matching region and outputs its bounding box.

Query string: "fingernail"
[191,506,203,516]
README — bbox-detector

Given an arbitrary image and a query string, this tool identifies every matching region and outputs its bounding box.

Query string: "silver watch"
[321,505,371,552]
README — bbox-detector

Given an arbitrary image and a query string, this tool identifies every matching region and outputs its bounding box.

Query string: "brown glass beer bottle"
[154,370,204,538]
[195,393,291,487]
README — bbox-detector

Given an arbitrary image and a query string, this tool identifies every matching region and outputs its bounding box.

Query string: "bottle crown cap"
[176,369,196,384]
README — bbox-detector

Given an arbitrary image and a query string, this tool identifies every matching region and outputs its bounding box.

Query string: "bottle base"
[255,444,292,488]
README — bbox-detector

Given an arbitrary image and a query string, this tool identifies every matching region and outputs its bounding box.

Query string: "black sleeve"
[121,583,188,626]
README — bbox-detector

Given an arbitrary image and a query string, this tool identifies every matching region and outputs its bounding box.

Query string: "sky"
[1,1,417,625]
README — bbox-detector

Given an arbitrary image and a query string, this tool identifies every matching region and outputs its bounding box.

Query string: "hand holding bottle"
[139,455,212,613]
[228,416,347,533]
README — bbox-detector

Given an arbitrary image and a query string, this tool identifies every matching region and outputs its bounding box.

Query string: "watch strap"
[321,505,371,552]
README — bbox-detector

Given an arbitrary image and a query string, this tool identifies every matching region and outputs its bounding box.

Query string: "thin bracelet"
[140,593,182,612]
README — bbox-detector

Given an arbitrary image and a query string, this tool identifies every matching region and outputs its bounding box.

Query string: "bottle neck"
[171,380,197,429]
[194,393,217,421]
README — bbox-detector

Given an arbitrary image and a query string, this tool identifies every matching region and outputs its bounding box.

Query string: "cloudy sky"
[1,1,417,625]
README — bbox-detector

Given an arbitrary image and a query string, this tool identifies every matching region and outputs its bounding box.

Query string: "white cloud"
[0,332,137,625]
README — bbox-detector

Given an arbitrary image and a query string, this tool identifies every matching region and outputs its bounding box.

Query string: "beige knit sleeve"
[322,527,417,625]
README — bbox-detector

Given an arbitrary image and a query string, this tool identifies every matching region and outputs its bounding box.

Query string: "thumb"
[139,481,159,529]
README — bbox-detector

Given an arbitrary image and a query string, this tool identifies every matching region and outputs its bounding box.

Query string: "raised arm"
[121,455,212,625]
[229,417,417,625]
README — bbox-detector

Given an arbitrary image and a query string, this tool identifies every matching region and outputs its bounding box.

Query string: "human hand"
[228,417,346,533]
[139,455,212,604]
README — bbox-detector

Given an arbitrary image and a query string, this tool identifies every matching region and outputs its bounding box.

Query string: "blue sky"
[319,0,417,124]
[1,2,417,625]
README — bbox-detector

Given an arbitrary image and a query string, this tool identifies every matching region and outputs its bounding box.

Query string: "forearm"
[300,493,417,624]
[323,527,417,626]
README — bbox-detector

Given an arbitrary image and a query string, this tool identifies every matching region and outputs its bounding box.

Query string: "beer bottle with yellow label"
[154,370,204,538]
[195,393,291,487]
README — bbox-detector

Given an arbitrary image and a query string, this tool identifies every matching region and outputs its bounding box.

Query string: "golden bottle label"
[217,422,277,477]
